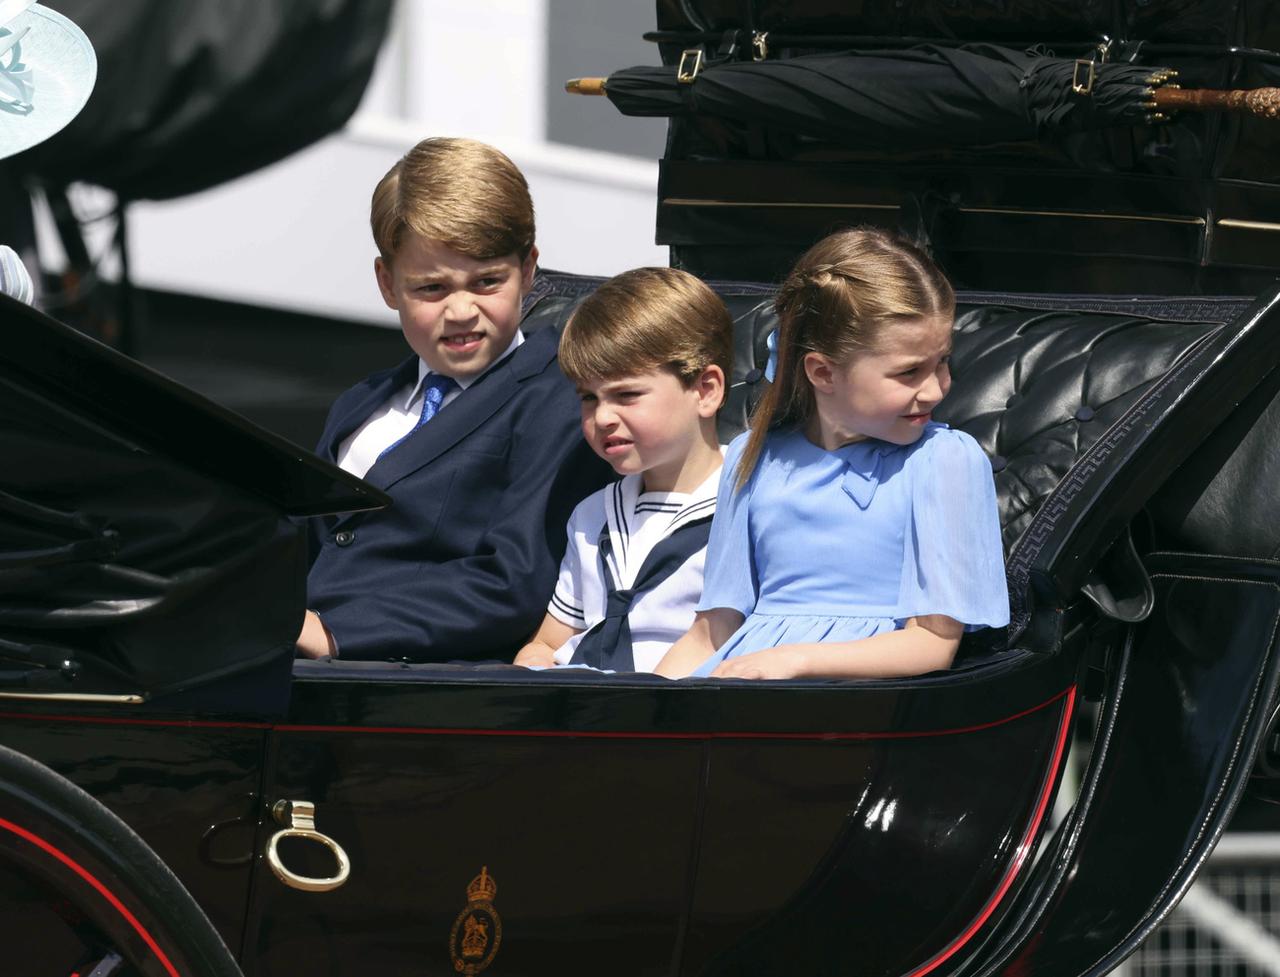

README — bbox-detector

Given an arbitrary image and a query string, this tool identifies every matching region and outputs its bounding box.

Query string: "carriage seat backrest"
[522,273,1232,559]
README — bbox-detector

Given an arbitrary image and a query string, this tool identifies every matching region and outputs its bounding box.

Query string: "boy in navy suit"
[298,138,608,661]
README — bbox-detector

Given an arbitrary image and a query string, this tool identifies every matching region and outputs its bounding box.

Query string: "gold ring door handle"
[265,800,351,893]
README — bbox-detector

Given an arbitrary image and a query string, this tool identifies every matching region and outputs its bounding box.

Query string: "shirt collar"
[403,330,525,409]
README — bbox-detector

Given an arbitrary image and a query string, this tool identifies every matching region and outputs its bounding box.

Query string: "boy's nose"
[443,293,478,321]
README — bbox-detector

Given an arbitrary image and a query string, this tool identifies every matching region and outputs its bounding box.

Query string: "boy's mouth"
[601,436,633,457]
[442,331,485,351]
[902,411,931,425]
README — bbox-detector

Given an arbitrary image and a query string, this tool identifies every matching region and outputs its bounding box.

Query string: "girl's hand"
[709,645,808,680]
[655,607,744,678]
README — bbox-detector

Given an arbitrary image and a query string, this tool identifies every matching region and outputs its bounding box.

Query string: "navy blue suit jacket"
[306,326,610,661]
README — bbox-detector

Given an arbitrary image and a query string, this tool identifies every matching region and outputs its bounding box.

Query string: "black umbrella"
[569,43,1275,150]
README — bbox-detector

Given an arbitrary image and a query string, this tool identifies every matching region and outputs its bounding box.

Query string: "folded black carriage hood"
[0,294,387,702]
[647,0,1280,293]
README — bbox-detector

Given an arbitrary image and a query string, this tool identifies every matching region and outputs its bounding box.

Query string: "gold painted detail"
[956,206,1204,225]
[1236,87,1280,119]
[662,198,1205,226]
[663,197,899,210]
[565,77,607,96]
[1217,218,1280,233]
[450,866,502,975]
[0,691,144,704]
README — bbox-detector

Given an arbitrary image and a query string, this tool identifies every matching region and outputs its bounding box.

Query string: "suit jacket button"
[335,530,355,547]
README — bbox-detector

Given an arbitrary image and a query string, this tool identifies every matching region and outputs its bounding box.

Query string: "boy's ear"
[519,246,539,295]
[695,364,727,418]
[803,352,836,393]
[374,256,399,310]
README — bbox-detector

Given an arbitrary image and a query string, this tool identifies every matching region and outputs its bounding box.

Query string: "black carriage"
[4,2,1280,976]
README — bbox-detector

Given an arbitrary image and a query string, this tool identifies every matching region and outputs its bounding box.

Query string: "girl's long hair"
[736,228,955,489]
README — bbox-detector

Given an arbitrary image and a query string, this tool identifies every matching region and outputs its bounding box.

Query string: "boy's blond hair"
[371,137,535,262]
[559,267,734,388]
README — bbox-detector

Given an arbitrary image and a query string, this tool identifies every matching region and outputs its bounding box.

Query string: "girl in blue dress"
[655,228,1008,680]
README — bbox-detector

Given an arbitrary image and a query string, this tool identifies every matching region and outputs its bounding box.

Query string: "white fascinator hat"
[0,0,96,161]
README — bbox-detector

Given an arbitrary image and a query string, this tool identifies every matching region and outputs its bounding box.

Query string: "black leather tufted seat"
[526,271,1247,554]
[524,271,1263,657]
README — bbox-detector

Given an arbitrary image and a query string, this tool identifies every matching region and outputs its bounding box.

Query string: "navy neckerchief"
[570,514,713,671]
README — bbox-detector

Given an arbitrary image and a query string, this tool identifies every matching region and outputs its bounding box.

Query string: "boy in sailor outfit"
[514,268,733,672]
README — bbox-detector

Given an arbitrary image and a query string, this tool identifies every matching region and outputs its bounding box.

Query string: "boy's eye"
[475,276,503,289]
[579,393,598,404]
[417,283,444,294]
[895,366,920,377]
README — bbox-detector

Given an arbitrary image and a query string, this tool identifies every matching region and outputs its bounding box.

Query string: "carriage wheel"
[0,743,244,977]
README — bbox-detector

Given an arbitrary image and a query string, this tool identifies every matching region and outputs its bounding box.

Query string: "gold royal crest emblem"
[449,866,502,974]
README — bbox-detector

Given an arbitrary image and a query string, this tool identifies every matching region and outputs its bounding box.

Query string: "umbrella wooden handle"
[565,77,608,95]
[1151,86,1280,119]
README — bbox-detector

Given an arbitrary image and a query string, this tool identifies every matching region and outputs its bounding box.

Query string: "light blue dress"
[692,422,1009,676]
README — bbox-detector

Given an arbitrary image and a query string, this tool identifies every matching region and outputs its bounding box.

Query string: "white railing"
[1123,833,1280,977]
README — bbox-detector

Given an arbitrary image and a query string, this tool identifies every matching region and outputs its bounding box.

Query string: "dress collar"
[832,423,947,509]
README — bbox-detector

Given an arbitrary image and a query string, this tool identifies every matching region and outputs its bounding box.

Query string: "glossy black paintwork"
[248,729,703,976]
[980,554,1280,977]
[1,293,386,519]
[6,278,1280,976]
[7,4,1280,969]
[234,652,1076,977]
[0,716,267,951]
[682,698,1069,977]
[0,742,244,977]
[0,646,1078,977]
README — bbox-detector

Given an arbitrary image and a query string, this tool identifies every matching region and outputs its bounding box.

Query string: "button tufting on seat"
[522,277,1225,578]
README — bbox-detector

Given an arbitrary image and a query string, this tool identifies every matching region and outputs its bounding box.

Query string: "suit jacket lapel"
[363,327,560,493]
[322,355,419,463]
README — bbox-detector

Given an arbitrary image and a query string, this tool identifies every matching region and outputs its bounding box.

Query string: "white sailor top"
[548,461,722,672]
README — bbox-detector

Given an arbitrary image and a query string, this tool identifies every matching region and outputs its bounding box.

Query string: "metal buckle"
[752,31,769,61]
[677,48,705,84]
[1072,59,1096,95]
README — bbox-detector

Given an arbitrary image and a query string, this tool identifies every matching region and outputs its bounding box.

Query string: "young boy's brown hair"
[514,267,733,672]
[370,137,535,263]
[558,267,734,387]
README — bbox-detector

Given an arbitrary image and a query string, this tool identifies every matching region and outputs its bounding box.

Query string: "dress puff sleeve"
[695,433,759,618]
[897,428,1010,630]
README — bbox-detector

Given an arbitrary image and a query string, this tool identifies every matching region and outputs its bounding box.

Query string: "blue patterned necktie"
[378,373,458,459]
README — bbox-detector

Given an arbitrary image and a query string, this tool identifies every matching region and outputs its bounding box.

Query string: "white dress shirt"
[336,331,525,479]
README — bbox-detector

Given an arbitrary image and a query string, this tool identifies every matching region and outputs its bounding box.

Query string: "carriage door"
[242,664,706,977]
